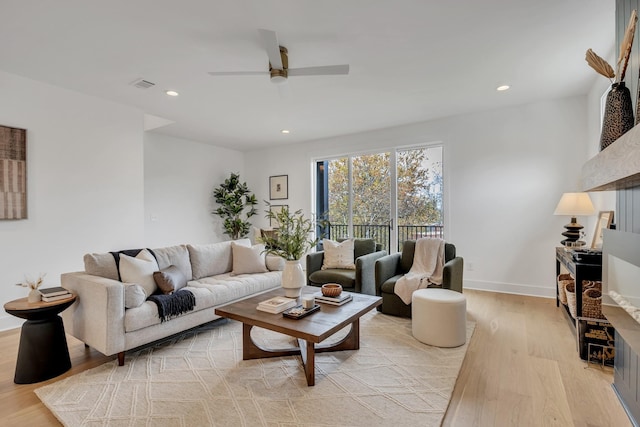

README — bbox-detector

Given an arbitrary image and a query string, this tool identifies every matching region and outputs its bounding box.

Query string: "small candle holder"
[301,295,315,309]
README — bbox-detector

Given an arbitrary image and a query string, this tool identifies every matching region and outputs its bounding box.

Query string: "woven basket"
[565,282,577,318]
[557,274,573,305]
[583,288,605,319]
[582,280,602,292]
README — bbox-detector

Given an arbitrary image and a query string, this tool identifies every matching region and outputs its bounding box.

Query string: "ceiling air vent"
[131,78,155,89]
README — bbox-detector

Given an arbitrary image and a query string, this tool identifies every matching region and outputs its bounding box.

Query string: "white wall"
[0,71,144,330]
[143,132,245,246]
[245,96,592,297]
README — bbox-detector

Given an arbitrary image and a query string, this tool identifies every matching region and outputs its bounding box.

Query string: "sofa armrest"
[61,272,125,357]
[306,251,325,284]
[374,253,401,296]
[443,257,464,293]
[355,250,388,295]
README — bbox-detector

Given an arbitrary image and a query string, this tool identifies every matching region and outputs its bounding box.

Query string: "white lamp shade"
[553,192,595,216]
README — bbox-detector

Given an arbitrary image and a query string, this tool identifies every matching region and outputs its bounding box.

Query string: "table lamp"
[553,192,595,246]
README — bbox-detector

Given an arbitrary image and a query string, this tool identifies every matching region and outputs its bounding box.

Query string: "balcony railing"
[324,224,444,253]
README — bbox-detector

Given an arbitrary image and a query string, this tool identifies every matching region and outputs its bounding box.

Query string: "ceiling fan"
[208,29,349,84]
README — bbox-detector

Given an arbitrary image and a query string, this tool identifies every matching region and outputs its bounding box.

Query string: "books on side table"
[257,296,297,314]
[40,286,72,302]
[314,291,353,306]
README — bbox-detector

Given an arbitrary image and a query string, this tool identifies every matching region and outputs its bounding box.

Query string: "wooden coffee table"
[215,286,382,386]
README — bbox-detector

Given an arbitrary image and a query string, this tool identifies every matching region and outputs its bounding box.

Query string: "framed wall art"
[269,204,288,228]
[591,210,614,249]
[269,175,288,200]
[0,125,27,220]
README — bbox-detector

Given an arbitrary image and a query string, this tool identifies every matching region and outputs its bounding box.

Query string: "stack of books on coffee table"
[314,292,353,306]
[40,287,72,302]
[257,296,297,314]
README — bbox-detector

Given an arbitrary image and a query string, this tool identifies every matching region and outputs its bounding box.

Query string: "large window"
[316,145,443,252]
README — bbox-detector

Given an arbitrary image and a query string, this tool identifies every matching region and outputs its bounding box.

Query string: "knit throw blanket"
[148,290,196,322]
[394,238,445,304]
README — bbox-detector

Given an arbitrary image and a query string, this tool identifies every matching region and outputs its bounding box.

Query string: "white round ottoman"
[412,288,467,347]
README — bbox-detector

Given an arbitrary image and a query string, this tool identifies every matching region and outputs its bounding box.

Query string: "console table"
[555,247,602,318]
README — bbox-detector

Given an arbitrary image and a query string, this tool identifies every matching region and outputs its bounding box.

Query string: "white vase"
[282,260,305,298]
[28,288,41,303]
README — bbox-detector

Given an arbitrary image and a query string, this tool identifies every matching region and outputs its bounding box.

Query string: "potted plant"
[261,203,320,297]
[213,173,258,240]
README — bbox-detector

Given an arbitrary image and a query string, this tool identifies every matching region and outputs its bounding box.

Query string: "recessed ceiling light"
[496,85,510,91]
[165,90,179,97]
[281,129,290,134]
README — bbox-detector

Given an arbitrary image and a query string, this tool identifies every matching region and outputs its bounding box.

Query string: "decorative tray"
[282,304,320,319]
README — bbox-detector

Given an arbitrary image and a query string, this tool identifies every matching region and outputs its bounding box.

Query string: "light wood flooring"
[0,289,631,426]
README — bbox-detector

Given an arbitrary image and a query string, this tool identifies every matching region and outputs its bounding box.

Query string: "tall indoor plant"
[213,173,258,240]
[261,203,320,297]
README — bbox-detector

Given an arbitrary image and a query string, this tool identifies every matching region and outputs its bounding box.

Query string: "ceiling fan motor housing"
[269,46,288,83]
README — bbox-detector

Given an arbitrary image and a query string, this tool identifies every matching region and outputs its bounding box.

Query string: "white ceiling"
[0,0,614,151]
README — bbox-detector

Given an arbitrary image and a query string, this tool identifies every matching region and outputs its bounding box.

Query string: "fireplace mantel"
[581,124,640,192]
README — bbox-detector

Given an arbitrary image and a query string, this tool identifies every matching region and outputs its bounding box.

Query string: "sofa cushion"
[380,275,403,294]
[188,239,251,280]
[308,269,356,289]
[152,245,193,281]
[188,271,282,305]
[400,240,416,274]
[124,283,147,308]
[353,238,376,259]
[124,272,283,333]
[231,242,268,275]
[322,239,355,270]
[119,249,159,298]
[153,265,187,294]
[83,252,119,280]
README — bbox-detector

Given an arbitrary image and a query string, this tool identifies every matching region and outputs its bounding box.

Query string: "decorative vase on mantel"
[281,260,305,298]
[600,81,634,151]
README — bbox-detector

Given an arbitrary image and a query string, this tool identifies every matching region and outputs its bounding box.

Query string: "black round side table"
[4,294,76,384]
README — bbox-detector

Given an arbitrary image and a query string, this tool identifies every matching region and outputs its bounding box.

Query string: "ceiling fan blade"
[258,29,283,70]
[208,71,268,76]
[288,64,350,76]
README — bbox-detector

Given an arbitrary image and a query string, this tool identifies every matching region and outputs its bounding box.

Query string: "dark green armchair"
[306,238,387,295]
[375,240,463,317]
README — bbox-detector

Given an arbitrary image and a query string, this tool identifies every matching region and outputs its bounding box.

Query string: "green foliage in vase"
[261,203,325,261]
[213,173,258,240]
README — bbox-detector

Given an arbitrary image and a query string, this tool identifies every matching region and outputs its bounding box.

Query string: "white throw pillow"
[231,242,268,275]
[322,239,356,270]
[266,255,285,271]
[119,249,159,298]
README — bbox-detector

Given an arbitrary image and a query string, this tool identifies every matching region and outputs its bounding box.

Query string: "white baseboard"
[463,279,555,299]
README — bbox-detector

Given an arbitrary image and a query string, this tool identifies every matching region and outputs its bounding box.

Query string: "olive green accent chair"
[375,240,463,317]
[306,238,387,295]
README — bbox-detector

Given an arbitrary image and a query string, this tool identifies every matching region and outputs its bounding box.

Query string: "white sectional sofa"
[61,239,283,365]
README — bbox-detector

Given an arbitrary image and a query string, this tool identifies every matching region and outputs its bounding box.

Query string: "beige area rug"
[36,311,475,427]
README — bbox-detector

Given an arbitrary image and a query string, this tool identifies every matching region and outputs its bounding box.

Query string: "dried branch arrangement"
[16,273,46,290]
[586,9,637,83]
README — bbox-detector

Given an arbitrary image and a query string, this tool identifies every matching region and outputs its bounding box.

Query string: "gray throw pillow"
[153,265,187,294]
[124,283,146,308]
[84,253,119,280]
[152,245,193,281]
